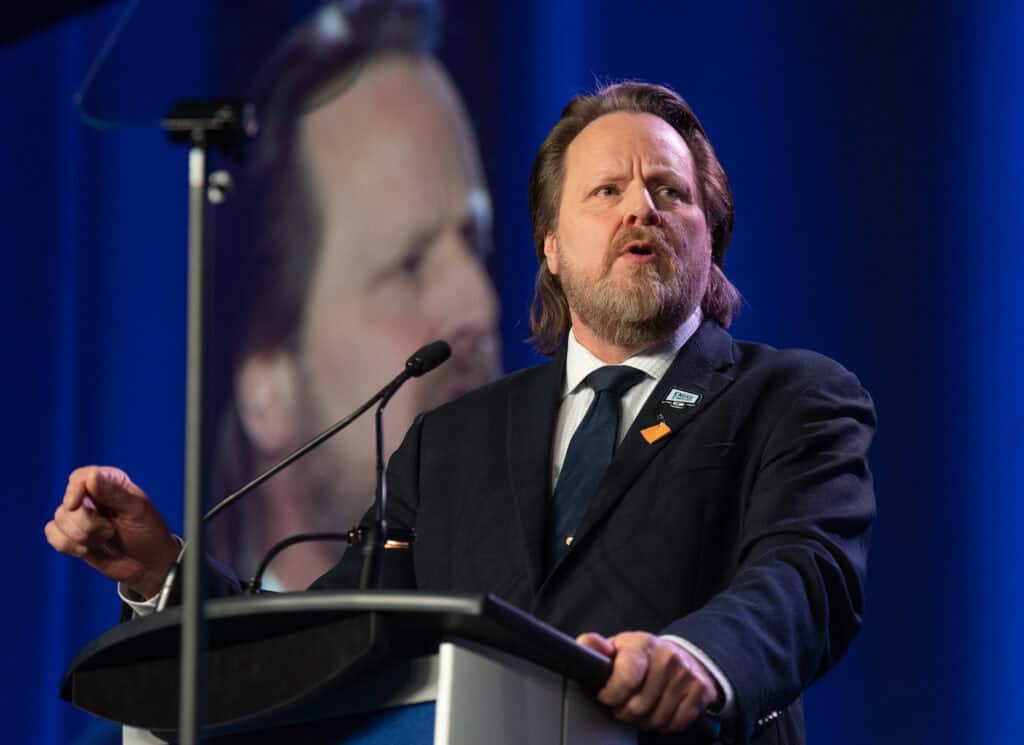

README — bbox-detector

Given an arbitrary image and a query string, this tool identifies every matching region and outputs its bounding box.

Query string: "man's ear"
[235,350,302,456]
[543,232,560,275]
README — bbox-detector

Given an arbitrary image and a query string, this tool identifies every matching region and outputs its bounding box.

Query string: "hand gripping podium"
[60,592,640,744]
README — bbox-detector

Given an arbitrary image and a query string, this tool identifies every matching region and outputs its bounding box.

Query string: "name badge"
[663,388,701,408]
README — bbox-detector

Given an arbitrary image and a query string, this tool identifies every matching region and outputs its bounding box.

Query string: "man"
[312,83,876,742]
[47,82,874,744]
[201,4,500,589]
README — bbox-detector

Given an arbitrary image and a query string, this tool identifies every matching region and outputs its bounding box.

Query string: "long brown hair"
[527,81,741,354]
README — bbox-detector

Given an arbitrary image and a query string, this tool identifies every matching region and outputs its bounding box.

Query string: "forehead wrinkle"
[644,163,693,183]
[570,120,693,174]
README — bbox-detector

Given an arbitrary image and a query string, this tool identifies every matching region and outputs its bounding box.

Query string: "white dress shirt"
[551,309,703,488]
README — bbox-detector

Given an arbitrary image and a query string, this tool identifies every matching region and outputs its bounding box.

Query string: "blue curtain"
[2,3,198,741]
[4,1,1022,742]
[960,1,1024,738]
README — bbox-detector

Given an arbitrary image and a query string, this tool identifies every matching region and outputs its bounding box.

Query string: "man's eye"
[593,185,618,197]
[398,252,424,275]
[388,249,425,279]
[657,186,683,200]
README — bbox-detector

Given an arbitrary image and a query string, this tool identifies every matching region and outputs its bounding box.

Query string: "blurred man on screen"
[206,53,499,590]
[198,4,499,590]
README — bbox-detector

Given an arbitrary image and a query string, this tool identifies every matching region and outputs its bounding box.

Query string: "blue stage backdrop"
[3,1,1022,743]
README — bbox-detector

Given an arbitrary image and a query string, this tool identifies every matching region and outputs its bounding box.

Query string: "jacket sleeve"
[663,365,876,744]
[118,553,243,622]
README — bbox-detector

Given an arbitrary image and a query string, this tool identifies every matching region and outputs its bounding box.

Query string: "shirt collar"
[562,308,703,398]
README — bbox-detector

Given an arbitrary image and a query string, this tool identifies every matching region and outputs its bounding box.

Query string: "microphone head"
[406,340,451,377]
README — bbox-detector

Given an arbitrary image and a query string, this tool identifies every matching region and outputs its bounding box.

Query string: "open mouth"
[622,241,656,258]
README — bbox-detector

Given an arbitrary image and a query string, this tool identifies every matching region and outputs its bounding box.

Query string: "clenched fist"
[44,466,179,599]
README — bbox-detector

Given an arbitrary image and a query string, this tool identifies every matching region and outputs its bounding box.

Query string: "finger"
[610,630,657,654]
[577,632,615,656]
[64,465,123,511]
[62,467,93,511]
[77,466,143,513]
[667,682,710,732]
[44,520,87,557]
[615,689,659,724]
[646,670,695,731]
[54,504,114,547]
[653,648,719,733]
[614,648,672,723]
[627,643,684,728]
[598,643,650,708]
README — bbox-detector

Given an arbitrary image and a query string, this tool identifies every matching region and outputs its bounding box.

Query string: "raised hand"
[44,466,180,599]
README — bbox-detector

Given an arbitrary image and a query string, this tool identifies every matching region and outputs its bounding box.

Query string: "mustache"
[604,227,675,272]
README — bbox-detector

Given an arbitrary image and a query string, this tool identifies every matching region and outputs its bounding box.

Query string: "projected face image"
[231,56,500,588]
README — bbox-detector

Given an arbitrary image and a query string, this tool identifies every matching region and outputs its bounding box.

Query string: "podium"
[60,592,639,744]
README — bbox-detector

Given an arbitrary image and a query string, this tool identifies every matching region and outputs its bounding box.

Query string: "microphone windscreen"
[406,340,451,377]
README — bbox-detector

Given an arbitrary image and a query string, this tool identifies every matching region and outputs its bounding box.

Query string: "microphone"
[156,340,452,609]
[360,339,450,589]
[405,339,451,377]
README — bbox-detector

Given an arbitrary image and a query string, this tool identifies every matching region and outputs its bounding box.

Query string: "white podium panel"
[435,640,635,745]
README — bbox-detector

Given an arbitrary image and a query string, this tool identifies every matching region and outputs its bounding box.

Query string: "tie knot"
[585,365,646,397]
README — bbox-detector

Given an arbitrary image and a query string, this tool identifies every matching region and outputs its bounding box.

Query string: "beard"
[557,228,708,350]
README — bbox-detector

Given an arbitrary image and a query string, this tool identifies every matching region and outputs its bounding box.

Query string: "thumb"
[83,466,147,512]
[577,632,615,657]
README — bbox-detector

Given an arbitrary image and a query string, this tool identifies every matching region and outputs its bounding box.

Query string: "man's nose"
[623,186,663,227]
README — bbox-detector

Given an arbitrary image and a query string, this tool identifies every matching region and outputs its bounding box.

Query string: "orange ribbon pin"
[640,421,672,444]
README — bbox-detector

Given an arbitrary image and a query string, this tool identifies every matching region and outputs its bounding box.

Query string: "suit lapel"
[507,347,566,590]
[570,321,737,552]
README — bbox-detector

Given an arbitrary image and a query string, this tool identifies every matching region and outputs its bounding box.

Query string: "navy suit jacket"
[314,320,876,745]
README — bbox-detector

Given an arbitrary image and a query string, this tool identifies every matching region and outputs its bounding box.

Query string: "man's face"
[544,111,712,350]
[253,57,500,552]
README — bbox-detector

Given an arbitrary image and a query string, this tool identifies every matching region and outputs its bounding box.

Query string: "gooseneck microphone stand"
[359,340,450,590]
[161,99,248,745]
[360,371,401,590]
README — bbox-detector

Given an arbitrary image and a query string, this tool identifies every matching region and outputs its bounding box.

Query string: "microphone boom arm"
[202,373,406,524]
[157,340,451,610]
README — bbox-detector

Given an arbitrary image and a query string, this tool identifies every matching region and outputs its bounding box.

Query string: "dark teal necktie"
[547,365,647,571]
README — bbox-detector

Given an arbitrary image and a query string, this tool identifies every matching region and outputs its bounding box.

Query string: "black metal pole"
[178,131,209,745]
[153,100,247,742]
[161,100,247,744]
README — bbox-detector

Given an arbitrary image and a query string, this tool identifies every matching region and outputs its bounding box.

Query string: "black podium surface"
[61,591,720,744]
[61,592,610,732]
